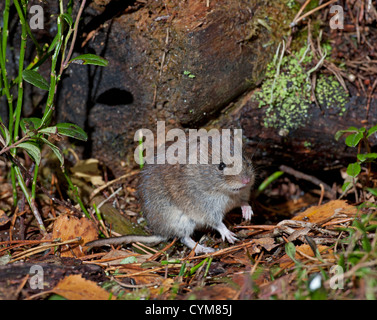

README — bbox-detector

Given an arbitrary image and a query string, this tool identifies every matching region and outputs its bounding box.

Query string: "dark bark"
[56,0,292,175]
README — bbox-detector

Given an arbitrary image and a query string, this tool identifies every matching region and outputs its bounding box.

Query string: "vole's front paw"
[241,205,253,221]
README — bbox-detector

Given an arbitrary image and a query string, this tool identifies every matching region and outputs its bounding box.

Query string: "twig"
[183,241,256,260]
[89,170,139,200]
[269,40,286,105]
[112,266,166,278]
[15,274,30,299]
[159,28,170,77]
[147,238,177,261]
[277,219,339,236]
[250,251,264,277]
[291,0,312,27]
[279,165,336,199]
[292,0,338,26]
[111,275,161,289]
[321,217,354,227]
[318,183,325,205]
[133,242,158,254]
[366,78,377,119]
[0,238,57,247]
[96,187,122,210]
[62,0,87,70]
[0,135,30,156]
[10,237,81,262]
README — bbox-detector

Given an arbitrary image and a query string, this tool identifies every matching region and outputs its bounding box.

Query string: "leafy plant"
[335,125,377,197]
[183,70,196,79]
[0,0,108,231]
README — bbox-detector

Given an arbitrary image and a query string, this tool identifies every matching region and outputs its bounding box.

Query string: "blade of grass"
[14,166,46,235]
[13,0,28,144]
[40,13,63,128]
[188,257,209,276]
[63,168,91,219]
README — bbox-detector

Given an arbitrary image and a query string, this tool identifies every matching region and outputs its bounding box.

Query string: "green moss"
[255,44,349,131]
[286,0,297,9]
[315,75,348,116]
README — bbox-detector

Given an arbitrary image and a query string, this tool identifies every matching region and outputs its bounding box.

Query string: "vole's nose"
[241,177,251,185]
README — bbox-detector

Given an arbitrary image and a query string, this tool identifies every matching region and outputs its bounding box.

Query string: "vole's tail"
[86,235,165,248]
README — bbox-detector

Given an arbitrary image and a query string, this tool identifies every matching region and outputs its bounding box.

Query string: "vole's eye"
[218,162,226,171]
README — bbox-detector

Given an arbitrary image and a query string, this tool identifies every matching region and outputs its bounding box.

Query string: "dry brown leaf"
[52,274,115,300]
[292,200,357,224]
[70,158,105,186]
[286,227,311,242]
[52,215,98,257]
[132,274,164,286]
[149,278,175,297]
[252,237,279,251]
[0,210,10,226]
[279,244,334,269]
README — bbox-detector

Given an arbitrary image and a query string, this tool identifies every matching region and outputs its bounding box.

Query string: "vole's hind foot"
[241,204,253,221]
[181,236,216,254]
[195,244,216,254]
[216,222,238,244]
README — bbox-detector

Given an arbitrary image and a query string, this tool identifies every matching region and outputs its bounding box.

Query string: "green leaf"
[22,70,49,91]
[346,162,361,178]
[20,118,42,135]
[39,126,58,135]
[40,137,64,166]
[367,124,377,138]
[0,122,11,147]
[361,235,372,252]
[257,171,284,193]
[17,141,41,165]
[353,219,366,232]
[365,187,377,197]
[69,54,108,67]
[345,132,363,147]
[357,153,377,163]
[61,13,73,27]
[335,127,359,141]
[334,130,346,141]
[48,294,67,300]
[56,123,88,141]
[285,242,299,264]
[341,181,352,192]
[120,256,137,264]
